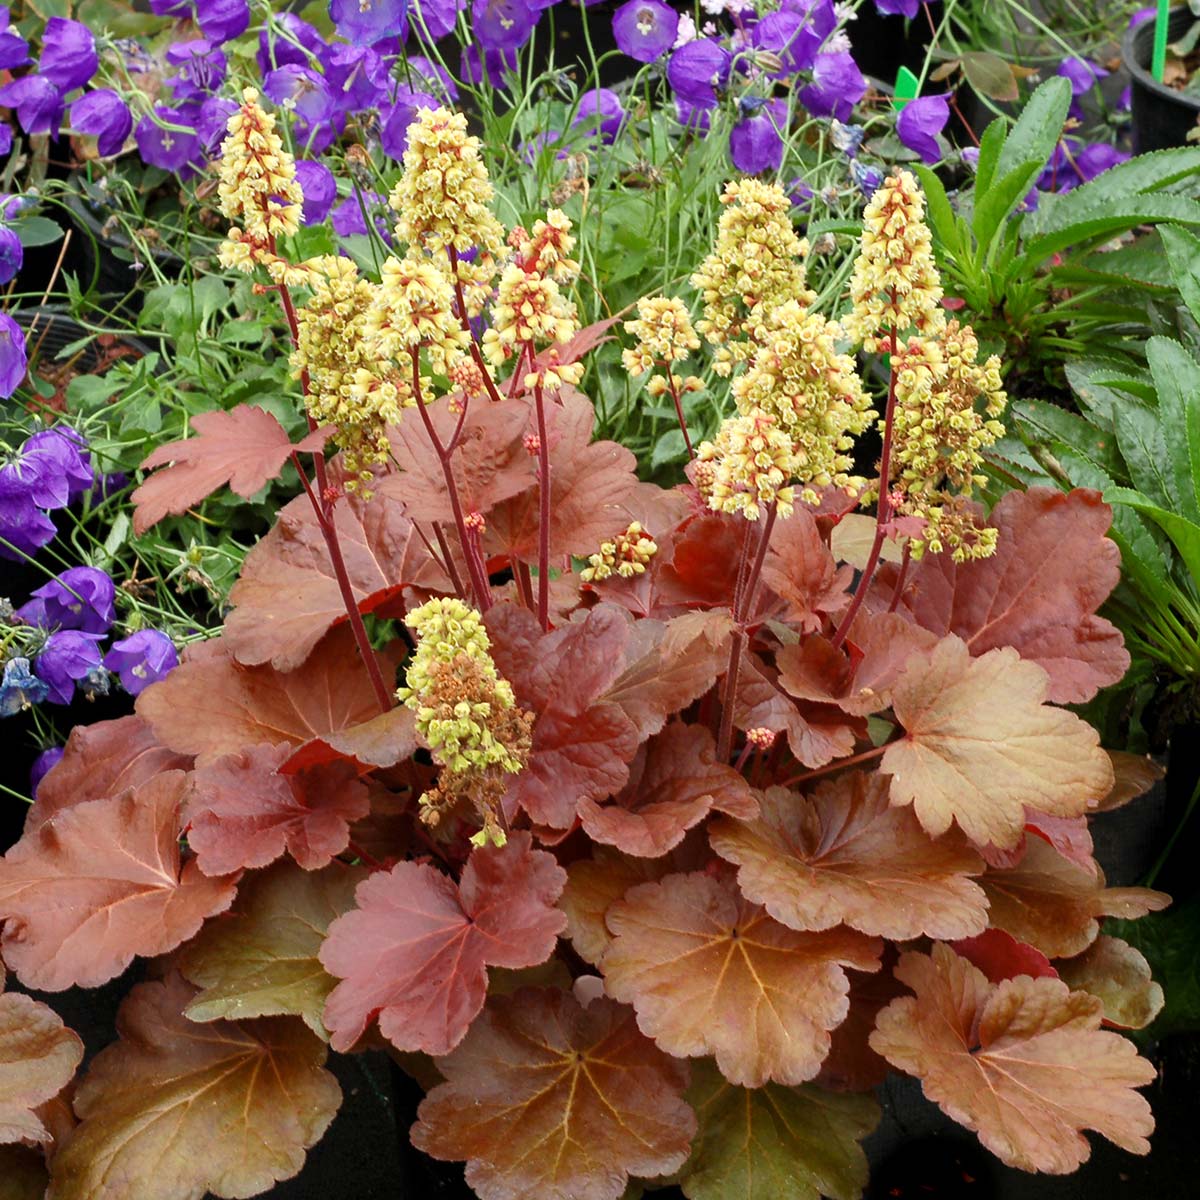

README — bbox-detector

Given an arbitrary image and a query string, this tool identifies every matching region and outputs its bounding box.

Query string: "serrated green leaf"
[1161,223,1200,325]
[973,117,1008,197]
[973,160,1041,248]
[1113,402,1176,509]
[1012,399,1124,477]
[1146,335,1200,522]
[1025,195,1200,260]
[1107,486,1200,586]
[994,75,1070,181]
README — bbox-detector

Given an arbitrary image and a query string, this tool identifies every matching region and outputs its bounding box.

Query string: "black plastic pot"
[847,1,943,85]
[1124,9,1200,154]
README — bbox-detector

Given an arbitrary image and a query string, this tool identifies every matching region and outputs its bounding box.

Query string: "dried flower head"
[843,168,945,352]
[691,178,816,375]
[622,296,700,376]
[291,255,411,489]
[580,521,658,583]
[734,300,875,501]
[888,320,1007,560]
[696,409,797,521]
[397,598,533,845]
[216,88,303,277]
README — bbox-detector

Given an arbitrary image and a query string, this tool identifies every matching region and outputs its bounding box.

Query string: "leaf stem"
[778,742,889,789]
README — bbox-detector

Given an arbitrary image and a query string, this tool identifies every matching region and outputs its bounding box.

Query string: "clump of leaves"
[0,96,1171,1200]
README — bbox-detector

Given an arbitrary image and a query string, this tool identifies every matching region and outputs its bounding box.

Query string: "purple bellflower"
[104,630,179,696]
[896,93,949,165]
[295,160,337,223]
[330,0,410,45]
[35,630,104,705]
[39,18,98,92]
[799,51,866,120]
[0,226,21,285]
[572,88,625,143]
[70,90,133,157]
[0,657,47,715]
[613,0,679,63]
[0,76,64,137]
[667,38,731,109]
[729,97,787,173]
[19,566,116,635]
[0,311,26,398]
[29,745,64,796]
[0,7,30,70]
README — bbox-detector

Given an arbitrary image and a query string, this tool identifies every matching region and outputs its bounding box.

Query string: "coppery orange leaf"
[47,974,340,1200]
[869,943,1156,1173]
[411,987,695,1200]
[709,772,987,940]
[980,836,1169,958]
[602,871,881,1087]
[1056,935,1164,1030]
[0,772,237,991]
[881,636,1113,849]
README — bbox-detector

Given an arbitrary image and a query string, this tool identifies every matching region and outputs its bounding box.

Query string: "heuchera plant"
[0,92,1173,1200]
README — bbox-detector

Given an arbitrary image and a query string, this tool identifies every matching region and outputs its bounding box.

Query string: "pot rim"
[1122,7,1200,111]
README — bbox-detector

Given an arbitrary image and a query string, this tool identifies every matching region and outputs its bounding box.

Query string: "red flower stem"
[429,521,468,599]
[447,245,507,406]
[516,559,535,610]
[346,840,386,871]
[445,398,471,456]
[733,740,755,773]
[830,324,900,650]
[411,347,493,613]
[531,359,553,631]
[664,371,694,459]
[778,742,888,789]
[277,282,391,715]
[717,503,778,762]
[887,544,912,613]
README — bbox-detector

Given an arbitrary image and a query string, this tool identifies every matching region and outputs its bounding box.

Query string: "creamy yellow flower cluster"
[579,521,658,583]
[396,598,533,848]
[216,88,304,282]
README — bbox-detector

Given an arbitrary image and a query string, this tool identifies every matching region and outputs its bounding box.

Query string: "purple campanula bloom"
[18,428,93,504]
[0,76,64,137]
[473,0,537,50]
[0,493,55,559]
[0,226,20,285]
[295,160,337,223]
[613,0,679,63]
[0,125,10,157]
[572,88,625,143]
[166,39,228,100]
[753,11,822,75]
[70,90,133,157]
[39,18,98,92]
[413,0,466,39]
[330,0,409,45]
[1058,56,1107,97]
[874,0,918,15]
[0,657,47,715]
[850,158,884,199]
[332,190,387,238]
[196,0,250,43]
[326,45,389,112]
[35,630,104,705]
[0,6,30,70]
[30,745,64,796]
[257,13,325,73]
[104,630,179,696]
[667,38,731,108]
[194,96,238,154]
[730,98,788,173]
[135,105,201,173]
[896,93,949,165]
[263,64,337,127]
[675,97,711,132]
[381,88,438,159]
[0,311,26,398]
[799,50,865,120]
[19,566,116,635]
[1037,138,1128,193]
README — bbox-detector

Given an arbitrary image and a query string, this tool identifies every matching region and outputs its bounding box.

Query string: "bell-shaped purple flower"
[263,64,337,128]
[0,311,26,398]
[166,39,228,101]
[753,11,821,76]
[412,0,465,39]
[0,491,55,560]
[257,13,325,73]
[30,745,64,797]
[613,0,679,63]
[19,566,116,635]
[194,96,238,154]
[39,18,98,92]
[135,105,201,173]
[0,76,64,137]
[667,38,731,109]
[572,88,625,143]
[0,226,21,285]
[473,0,537,50]
[0,6,30,70]
[104,629,179,696]
[0,657,47,715]
[1058,56,1107,97]
[799,50,865,120]
[730,98,787,174]
[326,45,389,112]
[0,125,10,157]
[34,630,104,705]
[896,93,949,165]
[5,427,92,509]
[381,87,439,159]
[874,0,918,15]
[850,157,884,199]
[196,0,250,43]
[330,0,410,45]
[70,89,133,157]
[293,161,335,224]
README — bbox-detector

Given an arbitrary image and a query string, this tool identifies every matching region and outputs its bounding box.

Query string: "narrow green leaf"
[1146,335,1200,522]
[973,118,1008,198]
[994,76,1071,180]
[1106,487,1200,586]
[1012,399,1125,478]
[1024,194,1200,260]
[1113,402,1176,510]
[972,160,1041,248]
[912,165,960,258]
[1160,223,1200,325]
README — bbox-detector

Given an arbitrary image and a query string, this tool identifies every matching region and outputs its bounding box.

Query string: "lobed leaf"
[186,745,370,875]
[0,772,237,991]
[411,987,696,1200]
[952,928,1057,983]
[320,833,567,1055]
[180,861,364,1036]
[679,1059,878,1200]
[759,507,851,632]
[869,943,1155,1173]
[132,405,331,535]
[709,773,988,941]
[1057,935,1164,1030]
[48,975,340,1200]
[882,636,1113,849]
[601,871,881,1087]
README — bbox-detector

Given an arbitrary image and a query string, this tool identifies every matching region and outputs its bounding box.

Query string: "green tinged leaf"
[1025,195,1200,260]
[1112,403,1176,510]
[1050,147,1200,206]
[1161,223,1200,325]
[679,1060,878,1200]
[1146,336,1200,522]
[973,160,1042,248]
[912,165,961,258]
[973,118,1008,198]
[1106,487,1200,586]
[1065,357,1153,419]
[994,76,1071,181]
[1012,399,1124,477]
[1110,894,1200,1039]
[15,216,63,248]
